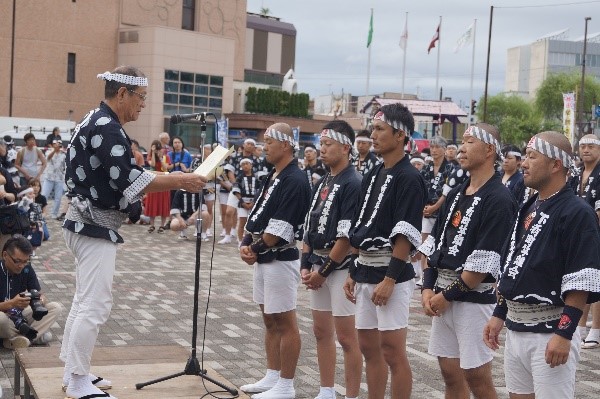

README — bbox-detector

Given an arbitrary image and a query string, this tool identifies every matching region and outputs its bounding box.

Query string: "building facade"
[505,35,600,99]
[1,1,296,148]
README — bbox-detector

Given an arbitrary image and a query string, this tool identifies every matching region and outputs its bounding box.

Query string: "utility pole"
[577,17,592,148]
[483,6,494,123]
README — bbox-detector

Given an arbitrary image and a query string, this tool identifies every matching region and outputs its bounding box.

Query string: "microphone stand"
[136,114,238,396]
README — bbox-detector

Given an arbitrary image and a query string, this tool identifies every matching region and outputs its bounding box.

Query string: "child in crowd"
[169,189,212,240]
[17,187,44,256]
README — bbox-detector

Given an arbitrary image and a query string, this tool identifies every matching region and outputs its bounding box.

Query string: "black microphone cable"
[198,151,239,399]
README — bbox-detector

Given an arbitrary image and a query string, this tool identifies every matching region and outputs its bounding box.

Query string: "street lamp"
[577,16,592,148]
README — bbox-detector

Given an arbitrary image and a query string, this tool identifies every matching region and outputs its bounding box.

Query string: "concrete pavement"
[1,216,599,398]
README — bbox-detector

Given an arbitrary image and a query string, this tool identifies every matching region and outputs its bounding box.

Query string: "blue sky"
[247,0,599,107]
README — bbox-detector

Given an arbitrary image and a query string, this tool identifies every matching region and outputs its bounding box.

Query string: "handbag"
[0,204,30,235]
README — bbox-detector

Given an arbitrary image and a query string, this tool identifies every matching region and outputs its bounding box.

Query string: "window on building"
[163,69,224,116]
[67,53,76,83]
[182,0,195,31]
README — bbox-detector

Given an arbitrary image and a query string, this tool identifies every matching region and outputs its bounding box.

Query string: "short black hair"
[356,129,370,139]
[502,144,522,159]
[104,65,146,99]
[304,143,317,151]
[378,103,414,145]
[131,139,139,147]
[24,133,35,143]
[323,120,355,143]
[3,235,33,256]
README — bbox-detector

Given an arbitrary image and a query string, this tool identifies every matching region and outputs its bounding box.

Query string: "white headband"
[265,129,296,147]
[97,71,148,87]
[447,144,458,150]
[464,126,502,157]
[506,151,522,158]
[321,129,358,158]
[304,147,317,153]
[527,136,573,169]
[373,111,409,133]
[580,137,600,146]
[355,137,373,143]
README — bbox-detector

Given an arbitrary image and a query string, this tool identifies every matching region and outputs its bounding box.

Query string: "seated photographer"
[0,235,62,349]
[169,189,212,241]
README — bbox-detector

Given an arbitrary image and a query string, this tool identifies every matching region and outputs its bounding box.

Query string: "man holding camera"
[0,235,61,349]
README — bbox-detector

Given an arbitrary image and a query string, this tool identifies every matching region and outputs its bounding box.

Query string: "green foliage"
[534,72,600,120]
[477,93,551,146]
[245,88,309,118]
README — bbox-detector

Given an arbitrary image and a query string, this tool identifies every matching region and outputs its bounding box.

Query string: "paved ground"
[1,215,600,398]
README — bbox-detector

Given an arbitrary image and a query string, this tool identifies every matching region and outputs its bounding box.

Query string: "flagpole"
[435,16,442,100]
[366,45,371,97]
[366,8,373,97]
[401,12,408,99]
[468,19,477,125]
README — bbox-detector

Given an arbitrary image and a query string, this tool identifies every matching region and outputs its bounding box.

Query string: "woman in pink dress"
[145,140,172,233]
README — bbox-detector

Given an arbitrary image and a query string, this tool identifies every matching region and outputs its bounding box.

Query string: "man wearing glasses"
[60,66,206,399]
[0,235,62,349]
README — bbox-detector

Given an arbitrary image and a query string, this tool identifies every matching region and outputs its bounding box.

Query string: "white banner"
[217,118,228,147]
[562,92,575,144]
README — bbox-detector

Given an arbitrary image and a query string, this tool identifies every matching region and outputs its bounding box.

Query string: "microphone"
[170,112,217,124]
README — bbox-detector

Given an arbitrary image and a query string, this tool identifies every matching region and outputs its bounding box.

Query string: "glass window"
[210,76,223,86]
[164,69,223,115]
[67,53,76,83]
[165,70,179,80]
[195,74,209,84]
[195,85,208,95]
[180,95,193,105]
[182,0,195,31]
[180,83,194,94]
[164,81,178,92]
[164,93,178,104]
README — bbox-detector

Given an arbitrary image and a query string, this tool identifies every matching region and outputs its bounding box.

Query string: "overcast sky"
[247,0,599,108]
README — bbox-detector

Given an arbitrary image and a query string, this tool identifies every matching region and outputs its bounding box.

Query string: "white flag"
[454,23,474,53]
[399,20,408,51]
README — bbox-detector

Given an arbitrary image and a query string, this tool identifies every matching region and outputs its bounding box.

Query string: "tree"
[534,72,600,121]
[260,7,270,16]
[477,93,556,146]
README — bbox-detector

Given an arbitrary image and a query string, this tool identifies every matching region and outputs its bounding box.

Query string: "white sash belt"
[358,249,392,267]
[435,268,494,293]
[506,300,563,324]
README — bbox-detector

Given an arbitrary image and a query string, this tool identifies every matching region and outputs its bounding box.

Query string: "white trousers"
[60,230,117,375]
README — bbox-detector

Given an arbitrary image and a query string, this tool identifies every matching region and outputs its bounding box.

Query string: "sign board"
[595,105,600,118]
[562,93,576,144]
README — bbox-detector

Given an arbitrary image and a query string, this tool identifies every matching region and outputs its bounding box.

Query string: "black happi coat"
[498,185,600,333]
[63,102,154,243]
[421,159,456,214]
[502,171,526,206]
[171,190,201,219]
[569,162,600,213]
[349,155,427,284]
[355,151,380,176]
[304,164,362,255]
[420,173,517,304]
[245,160,311,262]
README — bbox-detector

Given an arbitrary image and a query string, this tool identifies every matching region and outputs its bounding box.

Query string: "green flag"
[367,9,373,48]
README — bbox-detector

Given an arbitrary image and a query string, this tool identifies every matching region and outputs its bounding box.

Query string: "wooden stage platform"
[14,345,246,399]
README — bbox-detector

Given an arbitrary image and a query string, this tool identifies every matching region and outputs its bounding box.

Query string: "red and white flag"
[428,24,440,53]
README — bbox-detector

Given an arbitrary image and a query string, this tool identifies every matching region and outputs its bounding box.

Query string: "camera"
[20,289,48,321]
[6,309,38,340]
